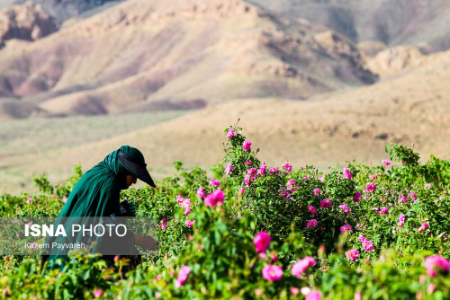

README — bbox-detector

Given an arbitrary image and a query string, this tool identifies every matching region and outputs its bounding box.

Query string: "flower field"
[1,124,450,299]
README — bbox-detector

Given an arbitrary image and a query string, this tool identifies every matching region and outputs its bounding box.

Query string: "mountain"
[0,0,377,119]
[7,46,449,193]
[248,0,450,52]
[0,2,59,42]
[0,0,124,23]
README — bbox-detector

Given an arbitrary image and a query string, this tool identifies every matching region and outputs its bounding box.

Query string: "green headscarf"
[42,146,139,267]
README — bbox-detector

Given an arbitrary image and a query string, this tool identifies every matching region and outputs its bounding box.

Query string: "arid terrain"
[0,0,449,194]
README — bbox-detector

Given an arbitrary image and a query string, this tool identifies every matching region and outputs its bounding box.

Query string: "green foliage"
[1,126,450,299]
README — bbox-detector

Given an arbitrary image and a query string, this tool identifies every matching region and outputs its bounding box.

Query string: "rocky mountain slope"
[0,0,377,119]
[0,2,59,42]
[248,0,450,52]
[0,0,123,23]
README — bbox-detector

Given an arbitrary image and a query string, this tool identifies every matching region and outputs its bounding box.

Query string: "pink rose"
[243,140,252,151]
[339,204,351,214]
[308,205,318,216]
[424,255,450,277]
[185,220,195,228]
[313,188,320,195]
[306,291,322,300]
[254,231,271,253]
[210,178,221,187]
[307,219,318,229]
[382,160,391,166]
[204,189,225,207]
[196,187,205,198]
[366,183,376,192]
[418,222,429,233]
[379,207,388,215]
[286,179,297,192]
[93,289,103,298]
[226,128,235,139]
[353,191,361,202]
[409,191,417,201]
[320,200,332,208]
[262,265,283,281]
[424,183,432,190]
[224,164,233,174]
[340,224,353,232]
[282,163,292,174]
[362,241,374,251]
[175,265,191,287]
[343,168,353,179]
[291,256,316,278]
[345,249,359,261]
[399,194,408,203]
[270,167,279,175]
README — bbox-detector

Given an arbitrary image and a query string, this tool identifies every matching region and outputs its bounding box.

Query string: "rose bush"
[0,124,450,299]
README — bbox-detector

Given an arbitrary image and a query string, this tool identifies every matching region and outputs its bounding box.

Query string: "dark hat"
[117,147,156,188]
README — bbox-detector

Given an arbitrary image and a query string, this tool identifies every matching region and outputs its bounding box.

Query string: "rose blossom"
[345,249,359,261]
[226,128,235,139]
[362,240,374,251]
[409,191,418,201]
[290,287,300,296]
[262,265,283,281]
[379,207,389,215]
[270,167,279,175]
[197,186,205,198]
[313,188,320,195]
[210,178,221,187]
[224,163,233,174]
[358,235,367,243]
[320,200,332,208]
[340,224,353,233]
[245,161,253,165]
[366,183,376,192]
[282,163,292,174]
[204,189,224,207]
[308,205,318,216]
[398,214,405,227]
[339,204,351,214]
[307,219,318,229]
[286,179,297,192]
[369,174,378,181]
[244,175,251,186]
[175,265,191,287]
[418,222,429,233]
[424,255,450,277]
[353,191,361,202]
[424,183,432,190]
[185,219,195,228]
[93,290,103,298]
[254,231,271,253]
[243,140,252,151]
[382,159,391,166]
[305,291,322,300]
[400,194,408,203]
[238,187,246,195]
[257,164,267,176]
[291,256,316,278]
[319,177,325,183]
[343,168,353,179]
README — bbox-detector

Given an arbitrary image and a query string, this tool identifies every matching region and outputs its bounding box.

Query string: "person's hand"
[122,201,136,217]
[134,235,158,251]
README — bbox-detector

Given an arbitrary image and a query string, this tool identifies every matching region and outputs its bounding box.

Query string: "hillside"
[0,0,377,119]
[0,0,124,23]
[2,45,449,193]
[248,0,450,52]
